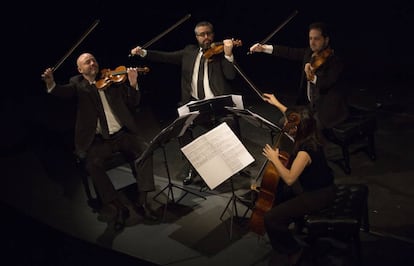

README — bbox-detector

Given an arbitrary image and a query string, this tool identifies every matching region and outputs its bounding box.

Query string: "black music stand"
[219,175,254,239]
[135,113,206,218]
[183,95,242,192]
[187,95,235,115]
[185,95,237,128]
[224,107,295,220]
[181,121,255,239]
[226,107,283,143]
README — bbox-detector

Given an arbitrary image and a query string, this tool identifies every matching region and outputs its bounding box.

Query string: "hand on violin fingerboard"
[223,39,234,56]
[127,68,138,88]
[304,63,315,82]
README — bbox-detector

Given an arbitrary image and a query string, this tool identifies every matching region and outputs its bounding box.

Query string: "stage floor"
[2,82,414,265]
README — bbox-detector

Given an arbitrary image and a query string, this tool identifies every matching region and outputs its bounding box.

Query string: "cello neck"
[273,130,284,148]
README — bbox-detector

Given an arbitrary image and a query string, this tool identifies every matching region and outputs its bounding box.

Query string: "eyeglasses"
[196,31,213,37]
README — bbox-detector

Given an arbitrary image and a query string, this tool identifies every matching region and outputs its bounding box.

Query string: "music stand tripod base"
[152,145,207,205]
[135,113,206,219]
[219,176,252,239]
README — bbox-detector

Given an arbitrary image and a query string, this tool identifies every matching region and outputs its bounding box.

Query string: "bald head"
[77,53,95,68]
[76,53,99,80]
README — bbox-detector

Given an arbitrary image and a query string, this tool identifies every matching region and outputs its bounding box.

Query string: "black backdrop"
[3,0,413,153]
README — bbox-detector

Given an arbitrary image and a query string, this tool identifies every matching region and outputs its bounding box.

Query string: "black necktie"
[95,89,110,139]
[197,55,205,100]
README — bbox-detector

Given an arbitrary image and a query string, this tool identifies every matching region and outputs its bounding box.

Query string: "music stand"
[188,95,234,114]
[225,106,284,143]
[219,175,254,239]
[224,107,295,219]
[135,112,206,218]
[181,122,255,239]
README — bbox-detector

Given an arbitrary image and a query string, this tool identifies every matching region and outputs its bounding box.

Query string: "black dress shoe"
[182,168,195,185]
[134,203,158,221]
[114,207,130,231]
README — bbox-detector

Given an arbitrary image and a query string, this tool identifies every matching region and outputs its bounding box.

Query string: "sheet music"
[177,94,244,116]
[181,122,255,190]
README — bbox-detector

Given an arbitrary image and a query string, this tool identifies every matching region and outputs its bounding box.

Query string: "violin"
[248,111,300,236]
[307,48,333,81]
[96,65,150,89]
[203,39,242,59]
[311,47,333,69]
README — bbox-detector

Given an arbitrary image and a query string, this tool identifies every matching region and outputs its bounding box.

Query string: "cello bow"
[232,62,265,100]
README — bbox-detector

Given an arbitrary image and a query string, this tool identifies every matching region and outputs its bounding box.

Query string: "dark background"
[3,0,413,154]
[1,2,413,265]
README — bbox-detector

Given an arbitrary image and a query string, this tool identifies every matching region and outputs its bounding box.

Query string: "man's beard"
[200,41,212,51]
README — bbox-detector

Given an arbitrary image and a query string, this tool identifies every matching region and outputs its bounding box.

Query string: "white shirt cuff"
[225,54,234,62]
[263,44,273,54]
[47,82,56,93]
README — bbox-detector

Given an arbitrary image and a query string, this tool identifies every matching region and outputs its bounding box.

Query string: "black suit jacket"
[50,75,141,154]
[145,44,236,105]
[272,45,349,128]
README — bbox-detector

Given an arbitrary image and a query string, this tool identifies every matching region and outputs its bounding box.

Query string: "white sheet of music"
[181,122,255,190]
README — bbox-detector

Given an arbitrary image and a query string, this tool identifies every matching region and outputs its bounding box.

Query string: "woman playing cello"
[261,93,336,266]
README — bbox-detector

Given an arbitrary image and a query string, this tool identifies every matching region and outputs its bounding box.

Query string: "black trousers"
[264,185,335,254]
[83,131,154,205]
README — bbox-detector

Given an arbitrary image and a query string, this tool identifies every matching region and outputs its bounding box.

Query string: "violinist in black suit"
[42,53,157,231]
[130,21,241,185]
[249,22,349,132]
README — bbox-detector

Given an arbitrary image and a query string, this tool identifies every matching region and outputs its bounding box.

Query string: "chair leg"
[361,197,370,232]
[76,158,102,212]
[367,134,377,161]
[79,170,99,211]
[341,143,351,175]
[353,233,363,266]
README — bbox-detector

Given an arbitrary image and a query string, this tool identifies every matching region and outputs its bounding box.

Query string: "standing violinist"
[261,93,336,266]
[249,22,348,133]
[41,53,157,231]
[130,21,241,185]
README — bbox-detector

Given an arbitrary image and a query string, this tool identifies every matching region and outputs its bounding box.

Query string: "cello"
[231,61,299,235]
[248,114,297,235]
